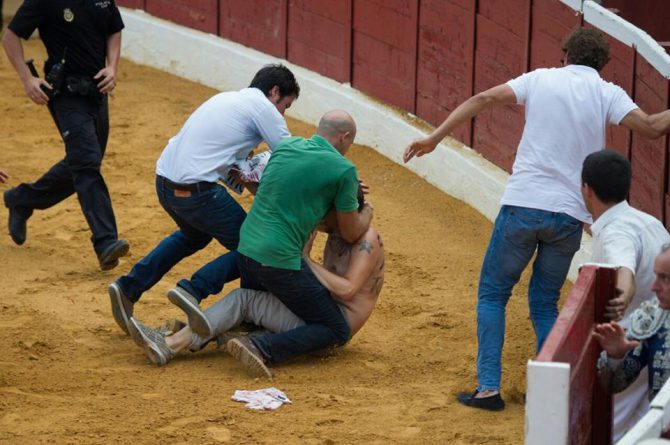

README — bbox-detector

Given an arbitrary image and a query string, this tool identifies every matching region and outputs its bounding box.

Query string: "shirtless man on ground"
[127,209,385,377]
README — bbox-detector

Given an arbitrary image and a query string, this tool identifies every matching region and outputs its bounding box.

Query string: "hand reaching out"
[593,321,639,359]
[403,137,437,163]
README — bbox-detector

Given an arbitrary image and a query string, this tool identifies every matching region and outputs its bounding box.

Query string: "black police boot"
[97,239,130,271]
[3,190,30,245]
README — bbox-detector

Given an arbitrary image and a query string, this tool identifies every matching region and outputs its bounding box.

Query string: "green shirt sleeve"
[334,166,359,212]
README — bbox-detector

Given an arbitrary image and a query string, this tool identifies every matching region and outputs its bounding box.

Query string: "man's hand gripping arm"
[305,229,381,302]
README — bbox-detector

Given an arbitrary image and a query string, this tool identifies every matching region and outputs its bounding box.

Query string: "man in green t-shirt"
[228,109,373,377]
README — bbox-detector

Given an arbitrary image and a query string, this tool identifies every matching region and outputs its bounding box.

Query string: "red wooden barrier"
[146,0,217,34]
[602,0,670,43]
[415,0,475,146]
[287,0,352,83]
[118,0,670,232]
[629,56,669,222]
[352,0,419,112]
[599,35,635,159]
[219,0,288,58]
[536,265,616,445]
[529,0,581,70]
[472,0,530,172]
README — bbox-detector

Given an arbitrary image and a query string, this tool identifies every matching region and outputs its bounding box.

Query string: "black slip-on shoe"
[457,390,505,411]
[98,239,130,271]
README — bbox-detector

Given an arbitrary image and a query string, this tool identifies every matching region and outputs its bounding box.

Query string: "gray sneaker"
[108,281,134,335]
[167,287,213,338]
[128,317,177,366]
[226,336,273,378]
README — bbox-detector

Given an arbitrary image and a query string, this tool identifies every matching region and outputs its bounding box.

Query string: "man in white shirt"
[582,150,670,441]
[108,64,300,336]
[403,27,670,410]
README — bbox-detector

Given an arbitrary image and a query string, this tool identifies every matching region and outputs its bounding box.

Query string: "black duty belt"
[159,176,217,193]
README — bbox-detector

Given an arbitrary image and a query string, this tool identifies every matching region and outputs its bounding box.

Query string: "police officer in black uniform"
[2,0,129,270]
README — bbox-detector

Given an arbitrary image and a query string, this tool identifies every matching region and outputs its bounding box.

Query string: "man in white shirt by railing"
[582,150,670,441]
[404,27,670,411]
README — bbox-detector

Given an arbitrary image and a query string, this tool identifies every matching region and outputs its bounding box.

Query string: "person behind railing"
[595,245,670,416]
[582,150,670,441]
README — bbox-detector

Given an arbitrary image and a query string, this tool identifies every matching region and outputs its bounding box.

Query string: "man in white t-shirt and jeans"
[108,64,300,336]
[582,150,670,441]
[403,28,670,411]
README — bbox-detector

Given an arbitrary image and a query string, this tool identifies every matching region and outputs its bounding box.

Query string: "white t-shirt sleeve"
[506,70,538,105]
[603,82,638,125]
[252,104,291,150]
[598,231,638,275]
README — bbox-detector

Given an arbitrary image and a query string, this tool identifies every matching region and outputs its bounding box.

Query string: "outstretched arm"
[620,108,670,139]
[305,229,381,301]
[403,84,517,163]
[594,321,648,394]
[593,321,639,359]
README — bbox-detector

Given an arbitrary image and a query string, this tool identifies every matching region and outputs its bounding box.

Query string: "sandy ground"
[0,38,571,444]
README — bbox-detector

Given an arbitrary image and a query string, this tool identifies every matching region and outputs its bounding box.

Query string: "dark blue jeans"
[238,253,351,364]
[116,176,245,302]
[5,94,118,255]
[476,205,582,392]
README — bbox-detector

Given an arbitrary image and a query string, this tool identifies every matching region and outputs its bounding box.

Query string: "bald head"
[653,244,670,310]
[317,110,357,154]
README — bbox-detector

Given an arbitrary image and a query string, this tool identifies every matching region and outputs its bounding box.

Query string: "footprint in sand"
[206,426,232,443]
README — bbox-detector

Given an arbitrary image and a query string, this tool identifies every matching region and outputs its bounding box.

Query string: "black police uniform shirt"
[8,0,124,79]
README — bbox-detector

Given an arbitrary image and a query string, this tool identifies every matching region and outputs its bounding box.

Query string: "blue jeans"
[476,205,582,392]
[117,176,245,302]
[237,253,351,364]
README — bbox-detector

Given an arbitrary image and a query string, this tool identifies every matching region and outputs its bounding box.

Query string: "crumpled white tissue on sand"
[232,387,291,411]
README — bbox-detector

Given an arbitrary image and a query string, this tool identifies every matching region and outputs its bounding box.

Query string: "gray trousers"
[190,288,305,350]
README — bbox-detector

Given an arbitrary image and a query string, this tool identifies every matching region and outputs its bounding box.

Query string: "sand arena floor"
[0,39,571,444]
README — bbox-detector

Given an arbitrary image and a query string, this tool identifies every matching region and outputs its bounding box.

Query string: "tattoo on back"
[359,240,373,253]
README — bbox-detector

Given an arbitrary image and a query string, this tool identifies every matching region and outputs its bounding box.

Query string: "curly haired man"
[404,27,670,410]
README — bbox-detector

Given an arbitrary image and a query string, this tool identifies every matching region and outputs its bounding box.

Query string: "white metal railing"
[618,379,670,444]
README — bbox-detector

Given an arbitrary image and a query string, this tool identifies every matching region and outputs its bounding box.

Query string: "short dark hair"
[357,183,365,212]
[562,28,610,71]
[249,64,300,99]
[581,150,631,204]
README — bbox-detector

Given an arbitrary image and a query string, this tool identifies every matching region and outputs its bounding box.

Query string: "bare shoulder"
[355,228,383,256]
